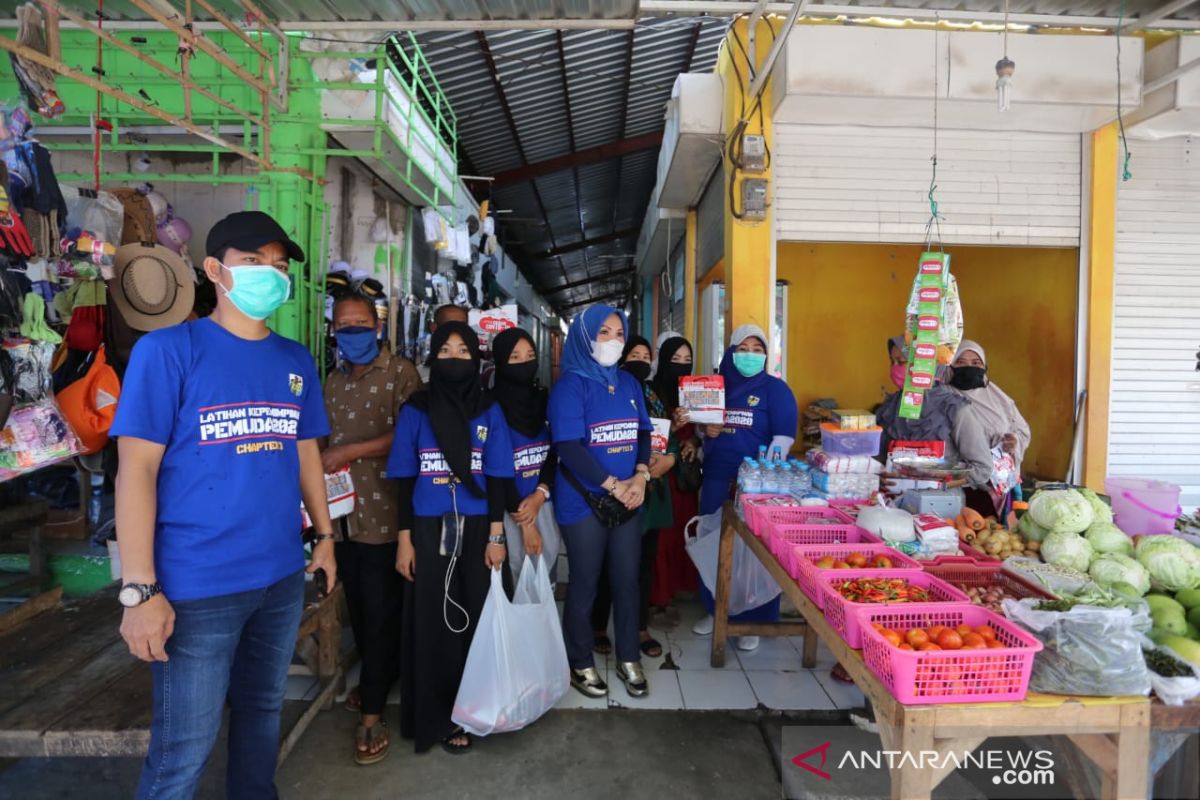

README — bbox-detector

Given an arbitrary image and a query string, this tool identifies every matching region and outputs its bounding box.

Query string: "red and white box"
[679,375,725,425]
[302,466,356,529]
[650,418,671,454]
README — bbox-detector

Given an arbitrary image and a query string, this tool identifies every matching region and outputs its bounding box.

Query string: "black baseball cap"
[206,211,305,263]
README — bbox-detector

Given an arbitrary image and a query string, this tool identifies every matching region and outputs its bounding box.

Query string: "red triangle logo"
[791,741,832,781]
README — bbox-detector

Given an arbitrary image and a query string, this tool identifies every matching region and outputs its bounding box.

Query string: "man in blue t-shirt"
[110,211,336,800]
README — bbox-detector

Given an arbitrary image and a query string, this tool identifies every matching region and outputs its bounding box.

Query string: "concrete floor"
[0,708,794,800]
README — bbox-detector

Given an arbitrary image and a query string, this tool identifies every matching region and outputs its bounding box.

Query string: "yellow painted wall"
[778,242,1078,480]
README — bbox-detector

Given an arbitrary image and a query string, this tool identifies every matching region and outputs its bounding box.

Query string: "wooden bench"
[0,581,344,763]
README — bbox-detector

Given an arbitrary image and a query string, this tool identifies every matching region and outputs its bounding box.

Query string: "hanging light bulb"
[995,57,1016,112]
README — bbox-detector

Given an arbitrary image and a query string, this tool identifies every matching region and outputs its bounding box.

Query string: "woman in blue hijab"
[548,304,654,699]
[691,324,798,649]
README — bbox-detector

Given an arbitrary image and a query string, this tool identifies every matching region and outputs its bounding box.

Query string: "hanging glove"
[0,210,34,257]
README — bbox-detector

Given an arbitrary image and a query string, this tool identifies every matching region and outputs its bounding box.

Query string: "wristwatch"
[119,582,163,608]
[312,533,336,544]
[636,468,652,482]
[537,485,551,501]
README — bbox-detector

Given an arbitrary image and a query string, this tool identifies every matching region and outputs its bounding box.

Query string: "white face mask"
[592,338,624,367]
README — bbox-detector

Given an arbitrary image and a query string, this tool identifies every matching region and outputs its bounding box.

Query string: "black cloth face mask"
[950,366,988,391]
[622,361,651,383]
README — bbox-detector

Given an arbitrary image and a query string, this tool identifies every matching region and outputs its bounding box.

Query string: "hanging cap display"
[110,243,195,331]
[205,210,304,263]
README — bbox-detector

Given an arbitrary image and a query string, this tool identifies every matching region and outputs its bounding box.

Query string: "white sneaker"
[692,614,714,636]
[735,635,760,651]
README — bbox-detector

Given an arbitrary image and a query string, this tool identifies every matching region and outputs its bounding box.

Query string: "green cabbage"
[1029,489,1095,535]
[1040,531,1095,573]
[1136,535,1200,592]
[1018,513,1051,543]
[1085,521,1134,557]
[1078,488,1114,525]
[1088,554,1151,595]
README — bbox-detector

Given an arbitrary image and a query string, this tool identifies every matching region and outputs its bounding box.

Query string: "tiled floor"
[297,596,864,714]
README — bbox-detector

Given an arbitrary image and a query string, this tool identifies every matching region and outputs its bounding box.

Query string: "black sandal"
[639,637,663,658]
[593,633,613,656]
[441,727,472,755]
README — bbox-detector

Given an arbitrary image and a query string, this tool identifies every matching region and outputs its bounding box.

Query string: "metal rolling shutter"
[774,124,1082,247]
[1109,136,1200,510]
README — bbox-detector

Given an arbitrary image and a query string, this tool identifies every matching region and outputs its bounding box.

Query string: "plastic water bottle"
[739,457,763,495]
[764,463,782,494]
[758,444,769,465]
[780,463,795,496]
[771,445,784,463]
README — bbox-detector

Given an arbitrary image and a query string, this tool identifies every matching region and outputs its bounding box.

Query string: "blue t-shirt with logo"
[110,318,329,602]
[386,401,513,517]
[510,424,552,499]
[703,374,799,484]
[548,370,653,525]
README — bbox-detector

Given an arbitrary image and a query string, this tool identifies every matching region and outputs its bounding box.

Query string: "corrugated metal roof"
[416,16,729,311]
[839,0,1200,21]
[61,0,640,24]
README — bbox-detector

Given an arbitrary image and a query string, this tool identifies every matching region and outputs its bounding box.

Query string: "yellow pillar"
[718,17,776,341]
[684,208,697,345]
[1083,124,1118,491]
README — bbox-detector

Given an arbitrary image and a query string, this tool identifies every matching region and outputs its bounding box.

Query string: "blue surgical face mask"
[335,326,379,365]
[220,263,291,321]
[732,351,767,378]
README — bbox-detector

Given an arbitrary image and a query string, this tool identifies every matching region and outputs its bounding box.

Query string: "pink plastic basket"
[756,504,854,533]
[922,559,1057,602]
[789,545,924,609]
[819,570,968,648]
[858,603,1042,705]
[766,517,879,564]
[739,495,798,535]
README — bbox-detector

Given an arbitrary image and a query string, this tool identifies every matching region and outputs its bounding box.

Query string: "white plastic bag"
[1146,645,1200,706]
[504,500,561,583]
[685,512,781,616]
[451,557,569,736]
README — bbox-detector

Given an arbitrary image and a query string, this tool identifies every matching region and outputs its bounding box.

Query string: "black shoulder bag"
[560,465,639,529]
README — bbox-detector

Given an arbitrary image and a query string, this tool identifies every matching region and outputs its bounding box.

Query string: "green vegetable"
[1152,608,1188,636]
[1079,488,1114,525]
[1187,622,1200,641]
[1085,522,1134,557]
[1161,635,1200,668]
[1019,513,1051,543]
[1041,531,1096,574]
[1145,648,1193,677]
[1029,489,1095,535]
[1149,628,1173,645]
[1175,589,1200,610]
[1135,535,1200,593]
[1088,554,1150,595]
[1145,594,1186,617]
[1188,606,1200,630]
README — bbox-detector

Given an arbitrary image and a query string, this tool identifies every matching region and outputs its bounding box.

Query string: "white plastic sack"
[503,500,561,582]
[1002,597,1152,697]
[452,557,569,736]
[685,512,781,616]
[1146,645,1200,706]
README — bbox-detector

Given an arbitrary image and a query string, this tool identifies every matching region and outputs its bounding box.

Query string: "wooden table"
[712,504,1155,800]
[710,504,818,669]
[0,581,344,764]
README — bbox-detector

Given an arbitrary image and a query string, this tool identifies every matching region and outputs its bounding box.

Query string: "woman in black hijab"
[386,321,513,755]
[491,327,560,582]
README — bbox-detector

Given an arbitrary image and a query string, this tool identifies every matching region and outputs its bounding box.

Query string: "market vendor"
[947,339,1031,470]
[876,335,993,500]
[692,324,797,651]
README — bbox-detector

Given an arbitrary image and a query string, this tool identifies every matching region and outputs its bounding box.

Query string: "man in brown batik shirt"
[322,292,420,766]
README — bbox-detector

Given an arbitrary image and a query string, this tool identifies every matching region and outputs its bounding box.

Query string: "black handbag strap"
[559,461,600,499]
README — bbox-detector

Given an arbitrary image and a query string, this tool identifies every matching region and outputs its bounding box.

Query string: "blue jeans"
[560,514,643,667]
[136,570,304,800]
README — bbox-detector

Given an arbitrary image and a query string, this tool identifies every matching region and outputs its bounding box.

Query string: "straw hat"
[109,243,194,332]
